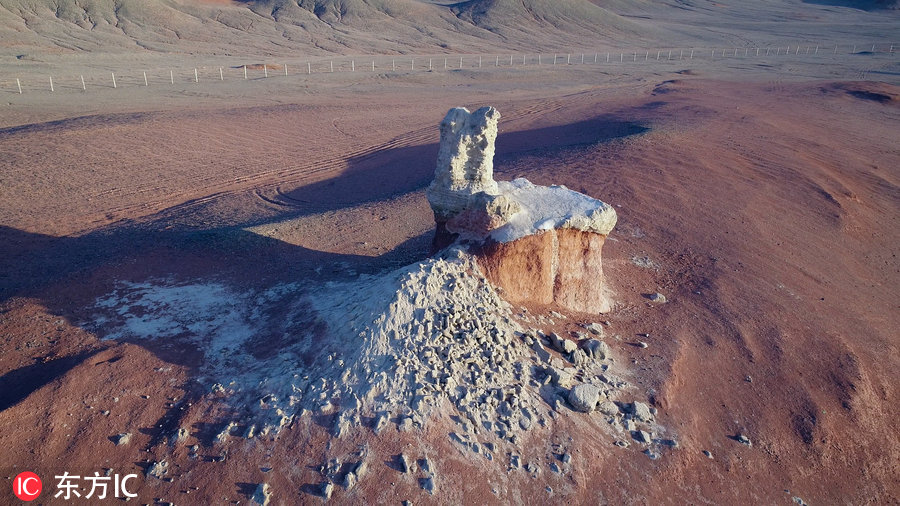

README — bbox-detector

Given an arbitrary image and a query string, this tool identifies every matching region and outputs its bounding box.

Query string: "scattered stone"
[745,375,753,383]
[570,348,589,367]
[398,416,414,432]
[320,482,334,500]
[343,470,358,491]
[548,366,575,388]
[549,462,561,474]
[532,340,552,363]
[703,450,713,459]
[373,412,389,434]
[250,483,271,506]
[584,339,611,360]
[561,453,572,464]
[737,434,752,446]
[648,292,667,303]
[549,311,565,320]
[525,462,539,474]
[509,455,521,470]
[421,477,435,494]
[568,384,601,412]
[146,460,168,479]
[112,433,132,446]
[400,454,416,474]
[629,401,653,422]
[584,322,605,336]
[637,341,649,349]
[624,419,637,431]
[659,439,679,448]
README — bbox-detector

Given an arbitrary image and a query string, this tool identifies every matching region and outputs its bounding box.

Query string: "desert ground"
[0,0,898,504]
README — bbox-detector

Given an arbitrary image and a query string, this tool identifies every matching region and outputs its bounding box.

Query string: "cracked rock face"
[426,106,617,314]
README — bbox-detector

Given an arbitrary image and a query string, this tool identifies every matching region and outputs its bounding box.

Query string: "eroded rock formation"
[427,106,617,313]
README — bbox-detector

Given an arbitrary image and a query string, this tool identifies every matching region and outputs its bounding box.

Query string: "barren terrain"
[1,0,898,504]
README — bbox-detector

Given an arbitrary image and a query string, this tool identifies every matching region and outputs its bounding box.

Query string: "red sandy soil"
[0,73,898,504]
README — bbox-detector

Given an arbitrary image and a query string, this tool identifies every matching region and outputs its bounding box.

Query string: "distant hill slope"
[0,0,644,57]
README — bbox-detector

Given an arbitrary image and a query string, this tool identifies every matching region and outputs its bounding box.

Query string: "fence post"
[815,45,818,54]
[195,68,199,82]
[392,59,396,71]
[17,78,21,94]
[143,71,148,86]
[445,58,448,69]
[594,53,597,63]
[633,52,636,62]
[352,61,355,72]
[112,72,117,89]
[171,70,175,84]
[459,56,462,68]
[243,65,247,79]
[756,48,760,56]
[308,62,311,74]
[690,49,693,59]
[411,58,414,70]
[49,76,53,92]
[429,58,432,70]
[668,50,672,59]
[606,52,610,63]
[495,55,499,66]
[81,75,86,91]
[620,53,623,62]
[657,50,661,60]
[680,49,683,60]
[285,64,288,76]
[852,45,856,53]
[581,53,584,64]
[372,61,375,71]
[538,54,541,64]
[566,53,570,64]
[552,54,556,65]
[263,65,267,78]
[645,51,649,61]
[479,56,482,67]
[330,61,334,73]
[220,67,223,81]
[872,44,876,52]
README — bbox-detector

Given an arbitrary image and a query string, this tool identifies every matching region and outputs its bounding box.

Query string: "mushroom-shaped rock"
[426,106,618,314]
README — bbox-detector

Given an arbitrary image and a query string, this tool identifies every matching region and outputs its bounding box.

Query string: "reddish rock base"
[471,228,611,314]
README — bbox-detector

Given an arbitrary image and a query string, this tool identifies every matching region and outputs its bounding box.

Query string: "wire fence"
[3,42,896,95]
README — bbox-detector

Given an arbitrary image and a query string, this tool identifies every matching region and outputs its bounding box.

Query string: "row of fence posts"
[8,43,896,93]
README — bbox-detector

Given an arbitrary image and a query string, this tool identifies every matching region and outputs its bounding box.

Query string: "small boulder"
[568,384,601,412]
[630,401,653,422]
[634,430,653,444]
[598,401,619,416]
[649,292,667,304]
